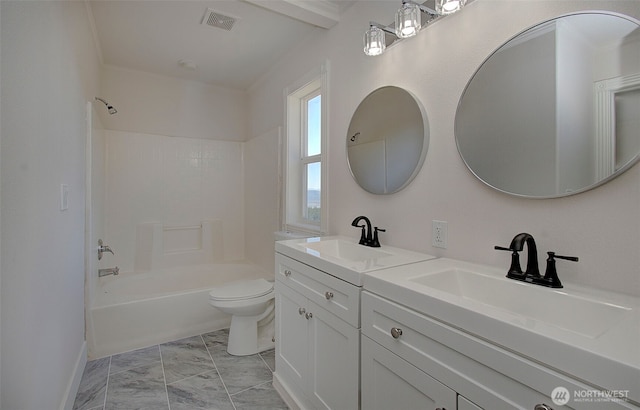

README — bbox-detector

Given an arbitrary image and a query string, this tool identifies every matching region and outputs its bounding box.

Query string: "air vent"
[201,8,238,31]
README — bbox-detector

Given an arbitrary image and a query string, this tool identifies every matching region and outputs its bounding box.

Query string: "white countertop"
[362,258,640,404]
[275,235,435,285]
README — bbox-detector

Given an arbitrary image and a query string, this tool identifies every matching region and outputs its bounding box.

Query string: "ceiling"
[88,0,355,90]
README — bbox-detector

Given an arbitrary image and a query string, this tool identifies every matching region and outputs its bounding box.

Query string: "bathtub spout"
[98,267,119,277]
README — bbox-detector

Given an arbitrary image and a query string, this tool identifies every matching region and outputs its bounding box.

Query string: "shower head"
[95,97,117,115]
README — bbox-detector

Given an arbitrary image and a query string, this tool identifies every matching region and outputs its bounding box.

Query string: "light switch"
[60,184,69,211]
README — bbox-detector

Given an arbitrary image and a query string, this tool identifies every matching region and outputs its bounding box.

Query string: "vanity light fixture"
[437,0,466,15]
[364,22,398,56]
[395,0,436,39]
[365,0,466,56]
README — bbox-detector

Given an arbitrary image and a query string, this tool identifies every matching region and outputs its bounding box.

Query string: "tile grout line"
[102,356,112,410]
[201,334,237,410]
[164,367,218,386]
[158,344,172,410]
[258,352,274,373]
[228,379,274,397]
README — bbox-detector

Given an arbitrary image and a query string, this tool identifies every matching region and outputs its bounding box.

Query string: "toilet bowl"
[209,278,275,356]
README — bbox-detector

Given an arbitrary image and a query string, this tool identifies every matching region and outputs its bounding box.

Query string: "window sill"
[285,223,324,237]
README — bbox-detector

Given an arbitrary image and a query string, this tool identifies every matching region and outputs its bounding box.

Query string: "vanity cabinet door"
[458,395,482,410]
[275,281,309,393]
[361,335,456,410]
[275,281,360,410]
[307,300,360,410]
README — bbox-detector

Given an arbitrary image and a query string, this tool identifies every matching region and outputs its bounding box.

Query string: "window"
[283,63,328,234]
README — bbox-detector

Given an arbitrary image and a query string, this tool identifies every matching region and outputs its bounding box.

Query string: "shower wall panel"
[104,130,245,272]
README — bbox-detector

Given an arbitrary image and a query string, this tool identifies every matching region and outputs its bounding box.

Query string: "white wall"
[0,1,3,403]
[248,0,640,297]
[0,1,101,408]
[100,66,249,141]
[244,127,282,271]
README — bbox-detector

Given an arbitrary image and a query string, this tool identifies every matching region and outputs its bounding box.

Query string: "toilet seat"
[209,279,273,301]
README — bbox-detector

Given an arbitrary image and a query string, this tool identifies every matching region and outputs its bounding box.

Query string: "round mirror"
[455,12,640,198]
[347,86,429,194]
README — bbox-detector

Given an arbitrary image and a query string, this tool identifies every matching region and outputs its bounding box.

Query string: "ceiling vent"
[201,8,238,31]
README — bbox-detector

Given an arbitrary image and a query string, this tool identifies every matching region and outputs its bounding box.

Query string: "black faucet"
[495,232,540,280]
[351,216,385,247]
[496,233,578,289]
[371,227,386,247]
[533,252,579,288]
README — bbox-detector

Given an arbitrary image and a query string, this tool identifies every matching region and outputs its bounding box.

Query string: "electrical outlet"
[432,220,448,249]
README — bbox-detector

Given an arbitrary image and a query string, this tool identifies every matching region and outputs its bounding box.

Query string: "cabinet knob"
[284,269,292,277]
[534,405,553,410]
[298,307,306,315]
[305,312,313,320]
[390,327,403,339]
[325,291,334,300]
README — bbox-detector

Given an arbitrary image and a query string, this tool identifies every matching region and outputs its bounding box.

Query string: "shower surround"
[87,130,262,358]
[104,130,246,270]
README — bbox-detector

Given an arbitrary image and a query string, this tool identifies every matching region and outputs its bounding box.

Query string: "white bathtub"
[88,262,273,359]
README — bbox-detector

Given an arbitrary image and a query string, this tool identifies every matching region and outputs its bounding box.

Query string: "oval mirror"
[455,12,640,198]
[347,86,429,194]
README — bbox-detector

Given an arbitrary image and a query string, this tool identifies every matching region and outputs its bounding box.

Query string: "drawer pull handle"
[325,291,334,300]
[284,269,292,277]
[305,312,313,320]
[391,327,403,339]
[534,405,553,410]
[298,307,306,315]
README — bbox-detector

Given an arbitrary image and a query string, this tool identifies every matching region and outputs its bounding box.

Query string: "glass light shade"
[364,26,386,56]
[395,2,421,38]
[436,0,466,15]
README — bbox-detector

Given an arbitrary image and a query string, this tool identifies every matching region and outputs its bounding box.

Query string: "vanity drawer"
[276,254,360,327]
[361,335,457,410]
[361,291,632,410]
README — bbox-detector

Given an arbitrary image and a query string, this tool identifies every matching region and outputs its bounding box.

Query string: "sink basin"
[409,268,631,339]
[302,239,393,261]
[275,236,435,285]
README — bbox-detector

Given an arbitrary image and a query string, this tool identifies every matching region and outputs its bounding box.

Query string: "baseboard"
[273,372,303,410]
[60,341,87,410]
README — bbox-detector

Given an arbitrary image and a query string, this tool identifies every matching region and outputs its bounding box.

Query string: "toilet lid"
[209,279,274,301]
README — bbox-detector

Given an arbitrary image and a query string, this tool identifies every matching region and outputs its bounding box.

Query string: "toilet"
[209,231,310,356]
[209,278,275,356]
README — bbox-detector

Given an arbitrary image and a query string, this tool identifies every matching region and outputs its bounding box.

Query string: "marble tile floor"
[73,329,288,410]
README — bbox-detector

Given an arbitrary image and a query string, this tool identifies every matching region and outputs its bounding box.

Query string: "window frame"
[282,63,329,235]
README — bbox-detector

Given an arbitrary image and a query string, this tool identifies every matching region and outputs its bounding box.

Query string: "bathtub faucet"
[98,239,115,260]
[98,267,119,277]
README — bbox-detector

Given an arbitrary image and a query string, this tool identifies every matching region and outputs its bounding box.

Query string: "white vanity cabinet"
[274,253,360,410]
[361,291,639,410]
[458,396,482,410]
[361,334,457,410]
